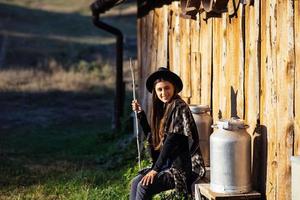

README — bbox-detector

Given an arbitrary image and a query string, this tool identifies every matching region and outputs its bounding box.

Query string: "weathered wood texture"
[275,1,294,199]
[212,14,227,121]
[227,8,244,119]
[199,13,212,107]
[137,6,169,114]
[295,0,300,157]
[180,17,191,102]
[190,14,201,104]
[244,1,261,192]
[260,0,278,199]
[169,2,181,84]
[156,5,169,68]
[138,13,152,114]
[137,1,299,199]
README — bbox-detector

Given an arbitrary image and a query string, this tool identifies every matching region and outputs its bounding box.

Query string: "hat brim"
[146,70,183,93]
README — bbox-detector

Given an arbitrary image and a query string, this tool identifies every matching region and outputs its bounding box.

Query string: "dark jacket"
[137,96,205,193]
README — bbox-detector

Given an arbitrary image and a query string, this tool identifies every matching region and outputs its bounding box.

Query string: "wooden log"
[260,0,278,199]
[295,0,300,157]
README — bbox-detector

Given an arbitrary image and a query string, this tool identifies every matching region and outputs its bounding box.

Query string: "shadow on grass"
[0,89,136,198]
[0,90,114,129]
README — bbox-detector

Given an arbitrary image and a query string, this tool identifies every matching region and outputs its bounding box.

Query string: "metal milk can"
[210,118,252,194]
[291,156,300,200]
[189,105,213,167]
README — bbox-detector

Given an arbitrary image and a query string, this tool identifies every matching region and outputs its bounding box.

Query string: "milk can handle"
[240,124,250,129]
[211,124,249,129]
[211,124,219,128]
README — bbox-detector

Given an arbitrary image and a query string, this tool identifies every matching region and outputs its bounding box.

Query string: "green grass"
[0,0,140,199]
[0,118,144,200]
[0,77,144,199]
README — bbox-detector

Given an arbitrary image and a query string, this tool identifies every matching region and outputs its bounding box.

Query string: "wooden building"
[136,0,300,199]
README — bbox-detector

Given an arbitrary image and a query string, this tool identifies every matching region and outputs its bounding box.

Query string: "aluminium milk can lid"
[291,156,300,164]
[189,104,210,114]
[212,118,249,130]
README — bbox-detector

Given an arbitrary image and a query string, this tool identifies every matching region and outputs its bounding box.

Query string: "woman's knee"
[136,181,152,199]
[131,175,142,186]
[131,174,144,193]
[130,175,144,200]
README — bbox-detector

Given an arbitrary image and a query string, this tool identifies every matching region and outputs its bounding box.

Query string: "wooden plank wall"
[137,0,300,199]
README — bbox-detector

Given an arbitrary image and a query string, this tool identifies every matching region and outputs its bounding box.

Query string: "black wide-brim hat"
[146,67,183,93]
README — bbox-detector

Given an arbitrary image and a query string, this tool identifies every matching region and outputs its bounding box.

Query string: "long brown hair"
[150,79,177,150]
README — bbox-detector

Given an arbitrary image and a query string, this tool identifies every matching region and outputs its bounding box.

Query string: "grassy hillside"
[0,0,140,199]
[0,0,137,68]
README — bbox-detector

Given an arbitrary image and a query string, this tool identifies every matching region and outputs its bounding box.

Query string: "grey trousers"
[130,172,175,200]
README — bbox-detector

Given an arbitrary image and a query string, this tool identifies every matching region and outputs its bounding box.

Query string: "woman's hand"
[141,170,158,186]
[131,100,142,113]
